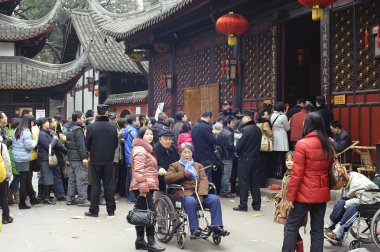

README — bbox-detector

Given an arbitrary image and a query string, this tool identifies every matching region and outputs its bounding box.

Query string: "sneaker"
[2,216,13,224]
[77,200,91,207]
[220,194,235,198]
[191,229,202,237]
[324,230,342,244]
[66,200,77,205]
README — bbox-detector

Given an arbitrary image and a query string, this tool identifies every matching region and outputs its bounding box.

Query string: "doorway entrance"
[282,14,321,106]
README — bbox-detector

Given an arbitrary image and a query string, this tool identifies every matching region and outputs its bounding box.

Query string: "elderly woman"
[165,143,227,237]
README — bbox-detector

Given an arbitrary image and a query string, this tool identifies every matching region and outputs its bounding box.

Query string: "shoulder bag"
[48,144,58,168]
[127,196,155,227]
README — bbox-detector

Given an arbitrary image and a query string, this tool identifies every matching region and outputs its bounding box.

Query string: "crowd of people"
[1,94,376,251]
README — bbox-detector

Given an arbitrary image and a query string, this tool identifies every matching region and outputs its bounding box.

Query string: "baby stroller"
[154,180,229,249]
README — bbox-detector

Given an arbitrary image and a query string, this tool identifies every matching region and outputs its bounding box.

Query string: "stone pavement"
[0,194,377,252]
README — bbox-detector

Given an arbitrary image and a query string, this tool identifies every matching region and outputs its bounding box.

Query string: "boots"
[147,234,165,252]
[135,228,148,250]
[43,185,56,205]
[8,189,15,205]
[14,191,20,204]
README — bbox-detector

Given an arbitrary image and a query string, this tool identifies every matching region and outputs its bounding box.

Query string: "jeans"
[126,165,136,202]
[220,159,233,196]
[237,157,261,209]
[89,165,116,214]
[53,166,65,199]
[9,175,20,192]
[66,161,88,203]
[0,180,9,218]
[183,194,223,231]
[282,202,326,252]
[328,199,359,232]
[19,171,35,204]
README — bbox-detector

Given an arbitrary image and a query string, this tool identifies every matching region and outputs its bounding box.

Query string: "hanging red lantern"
[216,12,249,46]
[298,0,337,21]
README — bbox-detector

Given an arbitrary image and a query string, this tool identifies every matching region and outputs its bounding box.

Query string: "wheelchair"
[347,189,380,250]
[153,180,229,249]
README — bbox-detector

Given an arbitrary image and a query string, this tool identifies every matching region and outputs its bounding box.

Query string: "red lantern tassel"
[365,29,369,49]
[377,26,380,48]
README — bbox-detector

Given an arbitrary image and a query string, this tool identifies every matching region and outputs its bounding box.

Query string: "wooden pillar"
[235,37,244,112]
[320,9,331,107]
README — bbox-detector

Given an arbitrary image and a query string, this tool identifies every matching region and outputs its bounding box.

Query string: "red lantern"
[298,0,337,21]
[216,12,249,46]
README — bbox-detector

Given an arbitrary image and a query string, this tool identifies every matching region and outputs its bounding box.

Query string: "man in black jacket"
[329,121,353,163]
[216,116,235,198]
[286,98,305,120]
[315,96,334,136]
[153,129,180,199]
[191,111,216,181]
[233,110,262,212]
[152,112,169,144]
[65,111,90,207]
[85,104,118,217]
[218,100,233,122]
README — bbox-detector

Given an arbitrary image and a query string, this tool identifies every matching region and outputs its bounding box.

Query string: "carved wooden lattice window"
[176,54,191,105]
[244,35,257,99]
[214,44,233,101]
[194,49,210,85]
[152,61,171,109]
[257,29,274,98]
[332,1,380,92]
[356,1,380,90]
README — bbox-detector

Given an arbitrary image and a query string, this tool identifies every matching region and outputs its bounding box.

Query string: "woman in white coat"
[270,102,290,178]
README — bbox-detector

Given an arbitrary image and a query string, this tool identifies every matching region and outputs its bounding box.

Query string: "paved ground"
[0,194,378,252]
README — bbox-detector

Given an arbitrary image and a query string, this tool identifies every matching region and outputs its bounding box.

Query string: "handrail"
[336,141,360,157]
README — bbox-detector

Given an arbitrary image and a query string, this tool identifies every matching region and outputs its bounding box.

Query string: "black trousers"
[259,152,272,187]
[237,156,261,209]
[89,164,116,214]
[113,162,120,194]
[19,171,35,204]
[134,191,155,237]
[0,180,9,218]
[282,202,326,252]
[118,163,127,197]
[230,156,238,194]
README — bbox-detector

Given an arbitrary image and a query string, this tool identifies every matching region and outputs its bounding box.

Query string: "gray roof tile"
[71,11,142,74]
[88,0,196,40]
[0,43,90,90]
[0,0,59,42]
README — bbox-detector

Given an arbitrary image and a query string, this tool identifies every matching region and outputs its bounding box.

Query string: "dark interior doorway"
[282,14,321,106]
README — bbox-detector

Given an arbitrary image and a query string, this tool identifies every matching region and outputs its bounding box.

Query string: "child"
[274,152,305,249]
[177,123,192,152]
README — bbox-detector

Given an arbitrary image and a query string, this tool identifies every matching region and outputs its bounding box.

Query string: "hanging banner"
[155,102,165,120]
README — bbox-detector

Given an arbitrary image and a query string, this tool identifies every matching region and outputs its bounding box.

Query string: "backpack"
[0,149,6,183]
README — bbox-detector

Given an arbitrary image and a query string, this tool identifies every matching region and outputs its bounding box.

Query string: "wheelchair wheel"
[350,217,373,244]
[212,235,222,245]
[154,195,176,243]
[177,233,186,249]
[349,240,361,250]
[370,208,380,249]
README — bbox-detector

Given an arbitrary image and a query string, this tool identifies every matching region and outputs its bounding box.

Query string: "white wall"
[0,42,15,56]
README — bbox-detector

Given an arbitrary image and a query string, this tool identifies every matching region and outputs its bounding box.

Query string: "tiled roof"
[0,0,59,42]
[88,0,198,40]
[0,43,90,90]
[70,11,142,74]
[104,90,148,105]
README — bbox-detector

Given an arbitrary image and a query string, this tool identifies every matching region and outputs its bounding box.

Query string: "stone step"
[260,187,343,202]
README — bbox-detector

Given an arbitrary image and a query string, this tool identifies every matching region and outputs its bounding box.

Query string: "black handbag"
[126,196,155,227]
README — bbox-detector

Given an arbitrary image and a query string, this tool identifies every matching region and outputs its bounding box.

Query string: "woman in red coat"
[282,112,334,252]
[130,127,165,252]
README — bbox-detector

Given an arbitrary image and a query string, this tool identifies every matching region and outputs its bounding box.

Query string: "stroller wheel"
[213,235,222,245]
[349,240,361,250]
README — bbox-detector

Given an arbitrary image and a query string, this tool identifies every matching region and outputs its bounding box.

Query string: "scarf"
[179,158,197,179]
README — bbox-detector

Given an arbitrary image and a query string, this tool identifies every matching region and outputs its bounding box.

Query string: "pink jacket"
[177,132,193,152]
[129,138,159,194]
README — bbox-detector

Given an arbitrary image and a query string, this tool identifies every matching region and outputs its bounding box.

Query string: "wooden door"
[184,83,219,123]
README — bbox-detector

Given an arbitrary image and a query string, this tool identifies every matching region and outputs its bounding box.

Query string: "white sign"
[35,109,45,119]
[155,103,164,120]
[136,107,141,115]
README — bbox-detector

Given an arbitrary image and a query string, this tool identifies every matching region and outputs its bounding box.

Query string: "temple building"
[87,0,380,147]
[0,0,89,118]
[61,11,147,118]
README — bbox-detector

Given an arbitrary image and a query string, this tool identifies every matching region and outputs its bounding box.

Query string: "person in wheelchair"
[165,143,228,237]
[324,166,380,243]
